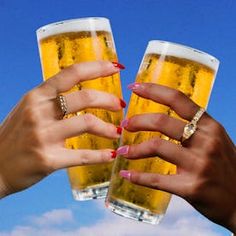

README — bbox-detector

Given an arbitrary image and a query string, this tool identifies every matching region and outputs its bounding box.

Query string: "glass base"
[106,198,164,225]
[72,182,109,201]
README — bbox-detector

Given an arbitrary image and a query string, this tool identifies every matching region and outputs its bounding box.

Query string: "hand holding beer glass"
[36,18,124,200]
[106,41,220,224]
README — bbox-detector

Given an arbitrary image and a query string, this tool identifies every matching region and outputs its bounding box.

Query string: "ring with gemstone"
[181,107,205,143]
[57,94,68,118]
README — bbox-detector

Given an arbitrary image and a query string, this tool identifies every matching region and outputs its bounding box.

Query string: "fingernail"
[117,145,129,156]
[116,126,123,135]
[120,99,126,108]
[112,62,125,70]
[111,151,117,159]
[127,82,141,91]
[121,119,129,128]
[119,170,131,180]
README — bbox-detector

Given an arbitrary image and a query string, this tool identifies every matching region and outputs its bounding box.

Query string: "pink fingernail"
[116,145,129,156]
[127,82,141,91]
[120,170,131,180]
[121,119,129,128]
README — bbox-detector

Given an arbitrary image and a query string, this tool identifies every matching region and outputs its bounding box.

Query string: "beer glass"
[106,40,219,224]
[36,18,123,200]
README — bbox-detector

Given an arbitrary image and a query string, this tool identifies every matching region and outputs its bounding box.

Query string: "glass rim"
[146,40,220,70]
[36,17,111,40]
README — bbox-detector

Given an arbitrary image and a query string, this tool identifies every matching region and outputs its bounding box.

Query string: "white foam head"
[36,17,112,41]
[145,40,219,71]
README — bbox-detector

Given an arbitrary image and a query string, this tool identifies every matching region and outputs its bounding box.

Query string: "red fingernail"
[119,170,131,180]
[111,151,117,159]
[120,99,126,108]
[121,119,129,128]
[117,145,129,155]
[116,126,123,135]
[112,62,125,70]
[127,82,141,91]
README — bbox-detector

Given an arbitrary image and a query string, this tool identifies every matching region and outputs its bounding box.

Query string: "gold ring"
[57,95,68,117]
[181,107,205,143]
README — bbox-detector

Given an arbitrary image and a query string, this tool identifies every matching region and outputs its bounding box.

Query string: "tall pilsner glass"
[106,40,219,224]
[36,18,123,200]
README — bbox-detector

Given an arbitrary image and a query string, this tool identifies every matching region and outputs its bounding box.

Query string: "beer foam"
[37,17,112,40]
[145,40,219,70]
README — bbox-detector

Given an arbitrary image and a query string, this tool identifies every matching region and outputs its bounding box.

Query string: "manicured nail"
[119,170,131,180]
[116,126,123,135]
[116,145,129,156]
[120,99,126,108]
[127,82,141,91]
[111,151,117,159]
[112,62,125,70]
[121,119,129,128]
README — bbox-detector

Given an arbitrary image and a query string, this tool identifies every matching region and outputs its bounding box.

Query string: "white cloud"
[30,209,74,226]
[76,196,223,236]
[0,196,226,236]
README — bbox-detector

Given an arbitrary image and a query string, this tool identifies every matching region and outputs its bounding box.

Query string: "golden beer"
[106,41,219,224]
[36,18,123,200]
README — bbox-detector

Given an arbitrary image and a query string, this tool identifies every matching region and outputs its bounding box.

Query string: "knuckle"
[130,172,141,183]
[169,90,185,104]
[204,136,221,156]
[185,185,199,200]
[22,107,41,127]
[143,83,154,93]
[83,113,97,131]
[196,158,211,175]
[80,154,90,165]
[149,138,161,153]
[185,178,210,201]
[209,120,225,136]
[154,114,168,127]
[42,78,58,94]
[110,96,120,110]
[148,175,161,189]
[36,150,54,174]
[22,90,38,105]
[26,147,53,174]
[71,63,82,76]
[81,89,95,104]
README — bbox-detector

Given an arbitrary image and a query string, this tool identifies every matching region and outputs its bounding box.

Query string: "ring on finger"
[57,94,68,118]
[181,107,205,143]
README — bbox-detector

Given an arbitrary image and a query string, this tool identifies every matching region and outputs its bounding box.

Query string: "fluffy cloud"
[0,196,225,236]
[30,209,74,226]
[77,196,223,236]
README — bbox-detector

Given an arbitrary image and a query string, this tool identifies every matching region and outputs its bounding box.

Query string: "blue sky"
[0,0,235,235]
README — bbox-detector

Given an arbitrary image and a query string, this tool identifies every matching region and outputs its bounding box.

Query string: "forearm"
[229,212,236,234]
[0,175,8,199]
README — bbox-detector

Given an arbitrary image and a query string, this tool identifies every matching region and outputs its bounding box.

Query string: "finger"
[52,148,115,170]
[65,89,124,114]
[116,137,190,167]
[129,83,201,121]
[41,61,120,94]
[53,113,121,140]
[119,170,182,195]
[123,113,186,141]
